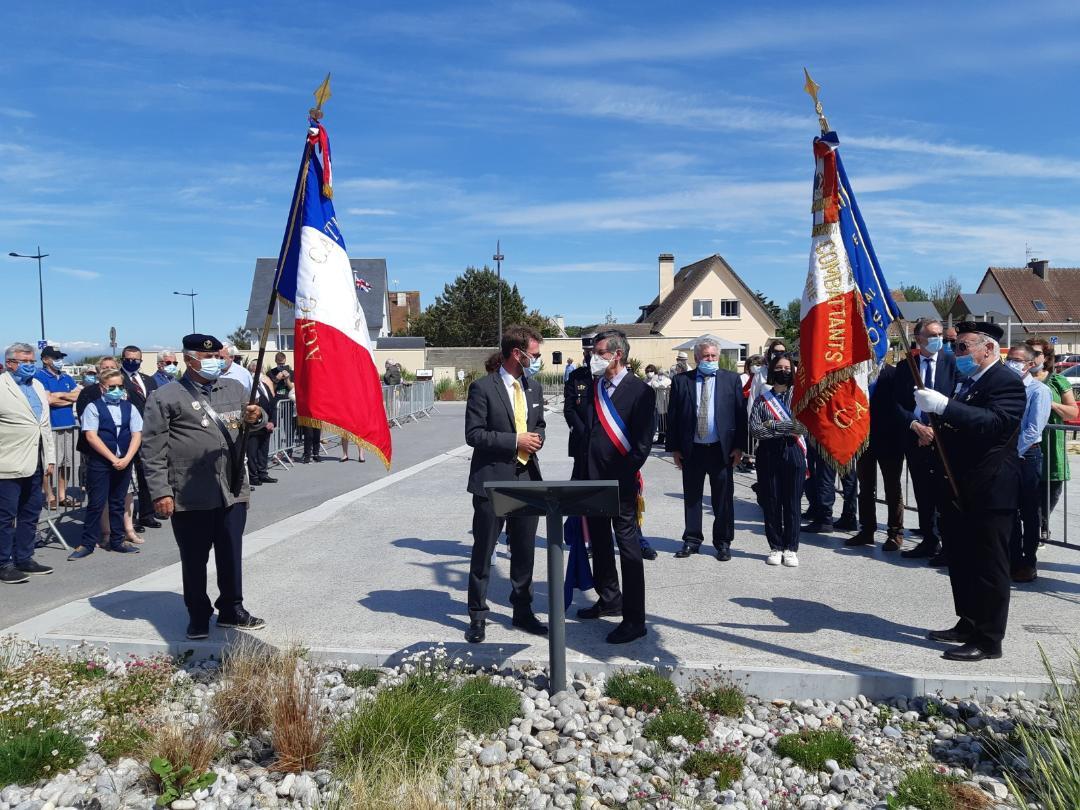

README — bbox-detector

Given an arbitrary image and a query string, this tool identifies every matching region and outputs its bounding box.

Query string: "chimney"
[1028,258,1049,279]
[658,253,675,303]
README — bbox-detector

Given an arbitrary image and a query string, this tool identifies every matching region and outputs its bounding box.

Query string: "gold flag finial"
[803,67,829,134]
[310,73,332,120]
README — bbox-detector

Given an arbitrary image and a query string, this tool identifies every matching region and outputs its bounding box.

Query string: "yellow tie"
[513,379,529,465]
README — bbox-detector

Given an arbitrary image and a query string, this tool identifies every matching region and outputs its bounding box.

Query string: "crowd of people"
[464,321,1076,662]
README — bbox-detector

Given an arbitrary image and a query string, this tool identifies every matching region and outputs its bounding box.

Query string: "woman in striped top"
[749,352,807,567]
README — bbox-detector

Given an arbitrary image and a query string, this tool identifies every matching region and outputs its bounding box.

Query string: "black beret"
[41,346,67,359]
[955,321,1004,342]
[182,333,223,352]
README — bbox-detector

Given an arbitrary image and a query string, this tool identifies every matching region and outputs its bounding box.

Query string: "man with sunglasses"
[914,321,1026,662]
[464,325,547,644]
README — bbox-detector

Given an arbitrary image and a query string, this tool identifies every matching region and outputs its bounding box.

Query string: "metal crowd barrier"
[652,386,670,443]
[384,381,436,427]
[1043,422,1079,547]
[36,427,83,551]
[268,398,298,471]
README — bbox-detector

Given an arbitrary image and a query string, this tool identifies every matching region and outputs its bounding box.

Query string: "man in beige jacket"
[0,342,55,583]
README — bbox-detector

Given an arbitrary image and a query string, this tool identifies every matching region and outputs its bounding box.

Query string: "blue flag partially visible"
[563,516,594,610]
[828,132,900,367]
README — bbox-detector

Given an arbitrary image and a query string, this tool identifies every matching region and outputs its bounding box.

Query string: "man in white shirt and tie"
[120,345,160,530]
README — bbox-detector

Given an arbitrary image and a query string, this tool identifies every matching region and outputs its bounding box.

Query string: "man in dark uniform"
[666,337,746,562]
[463,325,547,644]
[567,329,656,644]
[563,332,596,477]
[915,321,1026,662]
[849,363,906,549]
[141,334,267,640]
[120,344,161,530]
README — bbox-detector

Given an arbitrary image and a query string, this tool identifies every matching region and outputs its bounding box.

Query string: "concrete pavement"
[5,401,1080,700]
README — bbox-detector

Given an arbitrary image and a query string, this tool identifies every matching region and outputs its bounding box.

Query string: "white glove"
[914,387,948,415]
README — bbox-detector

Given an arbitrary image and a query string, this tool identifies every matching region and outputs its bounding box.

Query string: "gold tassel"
[322,184,333,199]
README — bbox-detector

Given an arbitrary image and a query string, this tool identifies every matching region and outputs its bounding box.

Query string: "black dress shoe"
[217,609,266,630]
[186,621,210,640]
[844,529,876,547]
[928,553,949,568]
[512,613,548,635]
[943,643,1001,662]
[249,480,261,487]
[928,626,973,643]
[134,524,146,534]
[641,545,657,561]
[577,602,622,619]
[800,521,832,534]
[139,517,162,529]
[674,543,700,559]
[901,541,939,559]
[832,516,858,532]
[16,559,53,575]
[606,621,647,644]
[465,618,486,643]
[715,545,731,562]
[260,476,278,484]
[300,457,311,464]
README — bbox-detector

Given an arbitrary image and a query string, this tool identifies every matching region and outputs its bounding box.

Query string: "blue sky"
[3,1,1080,356]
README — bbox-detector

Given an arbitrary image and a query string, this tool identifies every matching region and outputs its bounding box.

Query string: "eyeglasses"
[955,340,984,353]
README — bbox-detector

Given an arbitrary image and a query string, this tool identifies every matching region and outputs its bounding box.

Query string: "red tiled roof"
[983,266,1080,326]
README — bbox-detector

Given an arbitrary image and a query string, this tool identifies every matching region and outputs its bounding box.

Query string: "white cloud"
[53,267,102,280]
[55,340,103,350]
[0,107,34,119]
[347,208,398,216]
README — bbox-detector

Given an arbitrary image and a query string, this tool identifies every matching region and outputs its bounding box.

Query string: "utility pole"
[8,246,49,341]
[173,289,198,332]
[493,240,504,343]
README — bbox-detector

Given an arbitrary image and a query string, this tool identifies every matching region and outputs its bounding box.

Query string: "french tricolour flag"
[277,123,392,468]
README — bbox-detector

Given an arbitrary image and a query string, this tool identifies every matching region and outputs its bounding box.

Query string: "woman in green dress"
[1027,338,1078,537]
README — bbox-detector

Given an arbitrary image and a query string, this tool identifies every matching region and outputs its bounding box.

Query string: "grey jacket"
[141,373,266,511]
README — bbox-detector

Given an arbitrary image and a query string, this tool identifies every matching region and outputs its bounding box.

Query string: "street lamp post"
[8,246,49,342]
[173,289,198,332]
[493,240,504,343]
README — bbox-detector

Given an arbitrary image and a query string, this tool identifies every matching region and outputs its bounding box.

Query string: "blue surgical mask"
[943,341,955,355]
[121,358,141,374]
[12,363,37,382]
[955,354,979,377]
[84,374,98,385]
[104,387,126,403]
[925,337,943,354]
[697,360,719,376]
[195,357,224,380]
[523,358,542,378]
[1006,360,1026,377]
[163,364,178,376]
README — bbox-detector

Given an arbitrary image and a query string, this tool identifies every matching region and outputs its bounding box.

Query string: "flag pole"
[232,74,331,496]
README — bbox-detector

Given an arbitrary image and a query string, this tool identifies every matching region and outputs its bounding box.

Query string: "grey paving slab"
[7,408,1080,701]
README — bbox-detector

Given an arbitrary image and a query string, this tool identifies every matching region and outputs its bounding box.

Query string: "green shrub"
[0,726,86,786]
[99,657,176,717]
[888,766,959,810]
[97,715,152,762]
[682,749,743,786]
[774,729,856,772]
[605,668,679,711]
[694,685,746,718]
[69,660,109,681]
[342,668,381,689]
[457,677,519,736]
[642,708,709,748]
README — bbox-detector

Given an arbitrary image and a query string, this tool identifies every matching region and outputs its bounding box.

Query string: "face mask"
[195,357,224,380]
[104,387,126,403]
[943,340,955,355]
[163,364,178,376]
[751,365,762,374]
[697,360,719,375]
[121,358,141,374]
[925,336,943,354]
[1006,360,1027,377]
[12,362,37,382]
[84,374,98,385]
[590,354,611,377]
[646,371,655,379]
[770,370,793,386]
[955,354,979,377]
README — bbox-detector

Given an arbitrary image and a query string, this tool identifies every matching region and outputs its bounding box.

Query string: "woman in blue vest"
[68,369,144,560]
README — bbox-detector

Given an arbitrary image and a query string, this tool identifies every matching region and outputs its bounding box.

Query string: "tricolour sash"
[594,379,631,456]
[761,389,809,476]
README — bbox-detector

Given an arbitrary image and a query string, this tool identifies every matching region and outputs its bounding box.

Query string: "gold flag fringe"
[297,415,391,471]
[804,428,867,477]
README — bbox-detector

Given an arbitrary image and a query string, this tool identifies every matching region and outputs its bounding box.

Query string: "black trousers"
[247,427,271,481]
[171,504,247,623]
[586,491,645,624]
[1011,447,1043,568]
[81,460,133,549]
[302,427,321,460]
[467,470,538,620]
[681,443,734,549]
[133,454,153,521]
[856,448,905,535]
[904,442,941,545]
[756,438,806,552]
[939,503,1012,651]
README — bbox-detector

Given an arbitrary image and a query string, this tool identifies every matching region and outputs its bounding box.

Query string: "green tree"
[753,290,783,323]
[898,284,929,302]
[778,299,801,345]
[406,266,557,346]
[929,275,961,318]
[227,326,252,350]
[564,326,585,338]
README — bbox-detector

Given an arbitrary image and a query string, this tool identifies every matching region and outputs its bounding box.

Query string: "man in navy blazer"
[565,329,656,644]
[464,326,547,644]
[665,338,747,561]
[895,319,957,563]
[915,321,1026,662]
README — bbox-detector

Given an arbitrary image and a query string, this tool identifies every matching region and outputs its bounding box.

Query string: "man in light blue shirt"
[35,346,81,508]
[1006,343,1051,583]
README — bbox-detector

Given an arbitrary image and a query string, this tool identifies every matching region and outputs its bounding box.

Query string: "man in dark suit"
[464,325,547,644]
[567,329,656,644]
[246,363,277,487]
[916,321,1026,661]
[665,338,747,561]
[895,319,957,563]
[120,345,160,529]
[563,333,596,476]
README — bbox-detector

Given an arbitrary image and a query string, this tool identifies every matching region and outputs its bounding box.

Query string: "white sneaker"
[782,551,799,568]
[766,551,782,566]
